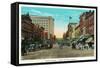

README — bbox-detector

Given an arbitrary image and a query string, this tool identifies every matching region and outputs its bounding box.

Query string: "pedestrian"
[85,43,89,50]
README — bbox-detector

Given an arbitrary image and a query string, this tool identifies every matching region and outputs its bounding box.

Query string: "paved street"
[22,44,94,60]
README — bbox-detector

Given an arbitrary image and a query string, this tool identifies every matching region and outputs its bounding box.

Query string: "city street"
[21,8,95,61]
[22,44,94,60]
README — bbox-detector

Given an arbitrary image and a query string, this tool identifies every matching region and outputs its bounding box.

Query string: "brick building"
[21,14,45,43]
[21,14,34,40]
[79,11,94,36]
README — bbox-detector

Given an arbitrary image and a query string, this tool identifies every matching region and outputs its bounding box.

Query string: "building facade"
[21,14,45,43]
[31,16,54,39]
[21,14,34,40]
[79,11,94,36]
[66,23,77,39]
[75,25,81,38]
[64,11,94,40]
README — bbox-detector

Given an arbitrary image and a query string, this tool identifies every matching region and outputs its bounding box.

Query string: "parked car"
[28,44,36,52]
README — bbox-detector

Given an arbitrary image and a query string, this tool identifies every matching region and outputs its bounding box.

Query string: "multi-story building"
[85,11,94,35]
[79,11,94,36]
[31,16,54,39]
[21,14,45,43]
[21,14,34,40]
[75,24,81,38]
[66,23,77,39]
[65,11,94,40]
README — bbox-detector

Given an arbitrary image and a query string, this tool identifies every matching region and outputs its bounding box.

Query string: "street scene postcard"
[19,4,97,64]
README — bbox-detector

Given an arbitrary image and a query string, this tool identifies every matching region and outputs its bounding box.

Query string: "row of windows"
[32,20,49,23]
[33,22,49,26]
[32,19,49,21]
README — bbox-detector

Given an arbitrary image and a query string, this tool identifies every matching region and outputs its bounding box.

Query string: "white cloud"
[30,9,55,17]
[43,12,53,16]
[30,9,42,14]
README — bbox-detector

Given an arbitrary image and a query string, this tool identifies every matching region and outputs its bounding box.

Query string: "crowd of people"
[21,39,54,56]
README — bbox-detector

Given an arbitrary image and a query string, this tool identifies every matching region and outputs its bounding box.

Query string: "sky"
[21,6,89,38]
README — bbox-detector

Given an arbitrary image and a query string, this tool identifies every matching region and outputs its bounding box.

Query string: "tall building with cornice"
[66,23,77,39]
[31,16,54,39]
